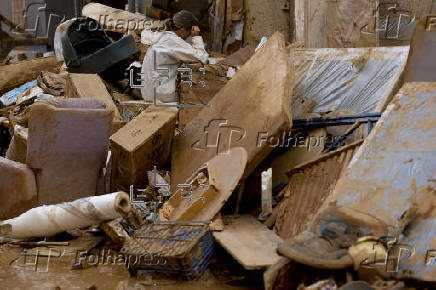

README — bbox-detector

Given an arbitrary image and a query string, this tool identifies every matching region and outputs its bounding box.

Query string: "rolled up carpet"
[0,192,131,239]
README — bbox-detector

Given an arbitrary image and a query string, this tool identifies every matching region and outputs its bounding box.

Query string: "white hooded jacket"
[140,30,209,103]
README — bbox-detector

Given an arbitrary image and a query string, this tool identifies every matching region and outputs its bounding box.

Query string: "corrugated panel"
[274,140,363,239]
[293,46,409,113]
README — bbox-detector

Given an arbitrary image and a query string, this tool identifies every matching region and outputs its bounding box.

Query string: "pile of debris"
[0,1,435,289]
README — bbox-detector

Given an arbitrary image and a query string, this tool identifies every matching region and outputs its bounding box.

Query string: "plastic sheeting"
[293,46,409,113]
[0,80,37,108]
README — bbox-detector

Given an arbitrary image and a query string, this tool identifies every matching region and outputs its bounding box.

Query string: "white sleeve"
[166,36,209,64]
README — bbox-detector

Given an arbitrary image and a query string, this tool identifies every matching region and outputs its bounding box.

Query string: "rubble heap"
[0,1,435,289]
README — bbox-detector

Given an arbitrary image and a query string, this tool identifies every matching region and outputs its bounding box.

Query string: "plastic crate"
[121,223,214,280]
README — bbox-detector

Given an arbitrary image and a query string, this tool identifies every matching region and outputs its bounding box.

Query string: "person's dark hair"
[172,10,201,30]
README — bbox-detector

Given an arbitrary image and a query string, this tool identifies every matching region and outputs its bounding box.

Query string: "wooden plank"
[212,0,226,52]
[294,0,305,43]
[213,215,283,270]
[0,56,59,94]
[306,0,327,47]
[171,32,292,188]
[225,0,233,37]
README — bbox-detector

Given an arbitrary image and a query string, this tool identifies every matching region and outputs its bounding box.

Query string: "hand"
[191,26,201,37]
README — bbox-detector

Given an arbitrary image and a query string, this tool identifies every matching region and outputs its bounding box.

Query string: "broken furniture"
[0,14,50,65]
[27,99,112,205]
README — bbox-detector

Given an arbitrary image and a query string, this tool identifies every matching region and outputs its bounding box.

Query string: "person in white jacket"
[140,10,209,103]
